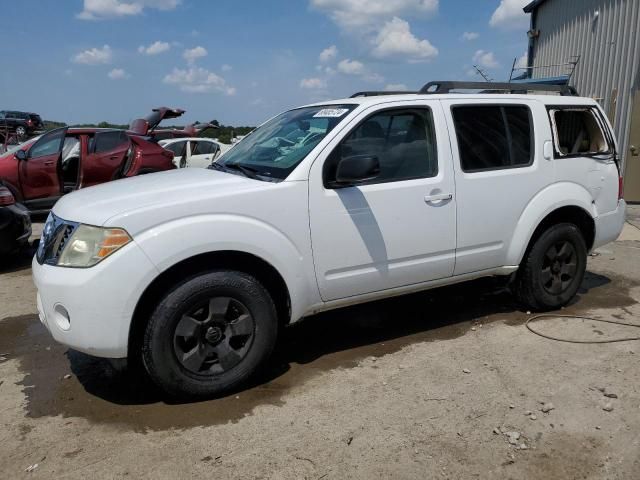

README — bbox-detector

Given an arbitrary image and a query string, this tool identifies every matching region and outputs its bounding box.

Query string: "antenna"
[472,65,493,82]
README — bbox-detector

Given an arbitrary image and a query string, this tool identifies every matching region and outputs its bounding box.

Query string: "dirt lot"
[1,211,640,479]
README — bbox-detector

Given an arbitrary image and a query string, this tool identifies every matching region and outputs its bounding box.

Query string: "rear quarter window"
[550,107,611,157]
[451,105,533,172]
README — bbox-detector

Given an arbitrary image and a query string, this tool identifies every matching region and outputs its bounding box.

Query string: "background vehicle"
[0,127,175,213]
[0,182,31,256]
[159,137,229,168]
[128,107,219,141]
[0,110,44,138]
[32,82,626,398]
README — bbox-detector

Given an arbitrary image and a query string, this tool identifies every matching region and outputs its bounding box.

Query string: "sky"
[0,0,532,126]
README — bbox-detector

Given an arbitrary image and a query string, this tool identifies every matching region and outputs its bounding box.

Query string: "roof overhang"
[524,0,549,13]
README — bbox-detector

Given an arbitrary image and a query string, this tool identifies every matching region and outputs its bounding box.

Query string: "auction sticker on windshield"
[313,108,350,118]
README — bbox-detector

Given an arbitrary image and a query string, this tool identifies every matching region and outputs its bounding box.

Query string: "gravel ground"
[1,211,640,479]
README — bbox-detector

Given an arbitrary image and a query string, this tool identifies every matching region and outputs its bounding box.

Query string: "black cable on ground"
[526,314,640,344]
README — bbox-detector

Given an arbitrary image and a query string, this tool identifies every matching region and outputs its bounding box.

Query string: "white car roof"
[159,137,218,144]
[302,93,599,109]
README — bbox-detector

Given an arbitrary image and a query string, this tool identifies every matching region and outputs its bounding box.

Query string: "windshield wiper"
[223,163,262,180]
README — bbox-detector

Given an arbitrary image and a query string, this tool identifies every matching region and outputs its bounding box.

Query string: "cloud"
[371,17,437,62]
[300,77,327,89]
[337,59,383,83]
[319,45,338,63]
[473,49,499,68]
[163,67,235,95]
[138,40,170,55]
[183,46,207,64]
[108,68,129,79]
[311,0,438,29]
[461,31,479,41]
[72,45,112,64]
[221,64,232,72]
[489,0,530,29]
[337,59,366,75]
[77,0,180,20]
[515,51,528,69]
[385,83,408,91]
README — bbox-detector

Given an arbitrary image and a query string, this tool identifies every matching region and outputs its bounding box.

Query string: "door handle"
[424,193,453,203]
[630,145,639,156]
[44,161,54,166]
[109,155,119,160]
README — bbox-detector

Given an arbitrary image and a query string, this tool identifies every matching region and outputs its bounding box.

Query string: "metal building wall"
[530,0,640,167]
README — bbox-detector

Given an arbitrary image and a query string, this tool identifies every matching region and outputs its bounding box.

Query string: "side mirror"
[15,149,27,161]
[334,154,380,186]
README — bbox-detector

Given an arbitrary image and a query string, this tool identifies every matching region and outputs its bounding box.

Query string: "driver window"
[29,129,66,159]
[324,108,438,186]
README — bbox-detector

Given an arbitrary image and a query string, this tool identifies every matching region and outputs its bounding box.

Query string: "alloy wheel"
[172,296,255,375]
[541,240,578,295]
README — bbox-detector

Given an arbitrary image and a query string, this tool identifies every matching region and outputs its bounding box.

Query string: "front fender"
[506,182,596,266]
[133,213,318,321]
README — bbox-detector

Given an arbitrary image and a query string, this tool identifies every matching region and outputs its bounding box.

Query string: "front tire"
[514,223,587,311]
[15,126,26,137]
[142,270,278,398]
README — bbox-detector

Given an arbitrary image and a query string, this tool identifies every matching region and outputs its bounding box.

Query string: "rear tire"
[514,223,587,311]
[142,270,278,398]
[15,126,26,137]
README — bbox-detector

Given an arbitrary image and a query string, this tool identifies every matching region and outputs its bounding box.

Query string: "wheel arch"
[507,183,597,266]
[128,250,291,361]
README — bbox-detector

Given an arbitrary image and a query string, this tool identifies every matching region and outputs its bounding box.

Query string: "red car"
[0,108,182,213]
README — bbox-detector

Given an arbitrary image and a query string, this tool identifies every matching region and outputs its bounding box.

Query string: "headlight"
[57,225,132,267]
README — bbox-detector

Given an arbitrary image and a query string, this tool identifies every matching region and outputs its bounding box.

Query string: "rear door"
[189,140,219,168]
[19,127,67,201]
[82,131,131,186]
[163,140,188,167]
[442,99,549,274]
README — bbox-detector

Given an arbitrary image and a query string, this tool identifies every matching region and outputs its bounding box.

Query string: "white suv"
[32,82,626,398]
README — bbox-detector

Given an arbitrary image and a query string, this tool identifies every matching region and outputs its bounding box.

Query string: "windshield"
[216,104,356,181]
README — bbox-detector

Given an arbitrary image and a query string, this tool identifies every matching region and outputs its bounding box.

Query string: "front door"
[309,102,456,301]
[624,90,640,202]
[19,127,67,202]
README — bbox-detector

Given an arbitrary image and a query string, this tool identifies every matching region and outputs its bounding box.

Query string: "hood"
[52,168,260,228]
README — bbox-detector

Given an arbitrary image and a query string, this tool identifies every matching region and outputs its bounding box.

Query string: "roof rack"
[350,91,418,98]
[419,81,578,96]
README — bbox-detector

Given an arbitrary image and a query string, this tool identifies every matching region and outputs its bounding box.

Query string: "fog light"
[53,304,71,331]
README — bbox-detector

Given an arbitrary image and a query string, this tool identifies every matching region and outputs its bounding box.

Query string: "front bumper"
[593,200,627,250]
[32,241,159,358]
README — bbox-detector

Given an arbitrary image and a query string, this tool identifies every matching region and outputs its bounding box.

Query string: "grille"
[36,214,78,265]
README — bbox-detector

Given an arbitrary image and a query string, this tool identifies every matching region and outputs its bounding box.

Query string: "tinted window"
[164,141,187,156]
[452,105,533,172]
[191,141,218,155]
[552,109,609,155]
[93,131,129,153]
[29,129,65,158]
[325,108,438,186]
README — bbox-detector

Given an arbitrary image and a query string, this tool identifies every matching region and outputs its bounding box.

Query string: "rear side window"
[92,131,129,153]
[551,108,610,156]
[452,105,533,172]
[191,141,218,155]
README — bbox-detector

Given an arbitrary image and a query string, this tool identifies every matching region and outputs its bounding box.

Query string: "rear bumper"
[593,200,627,250]
[32,241,160,358]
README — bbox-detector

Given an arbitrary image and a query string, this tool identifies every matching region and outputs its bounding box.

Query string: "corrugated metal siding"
[531,0,640,167]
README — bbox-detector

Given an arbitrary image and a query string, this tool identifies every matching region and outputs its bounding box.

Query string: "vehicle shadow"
[0,243,36,274]
[66,271,615,410]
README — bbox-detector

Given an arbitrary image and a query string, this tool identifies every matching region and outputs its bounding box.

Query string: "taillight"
[619,176,624,200]
[0,186,15,206]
